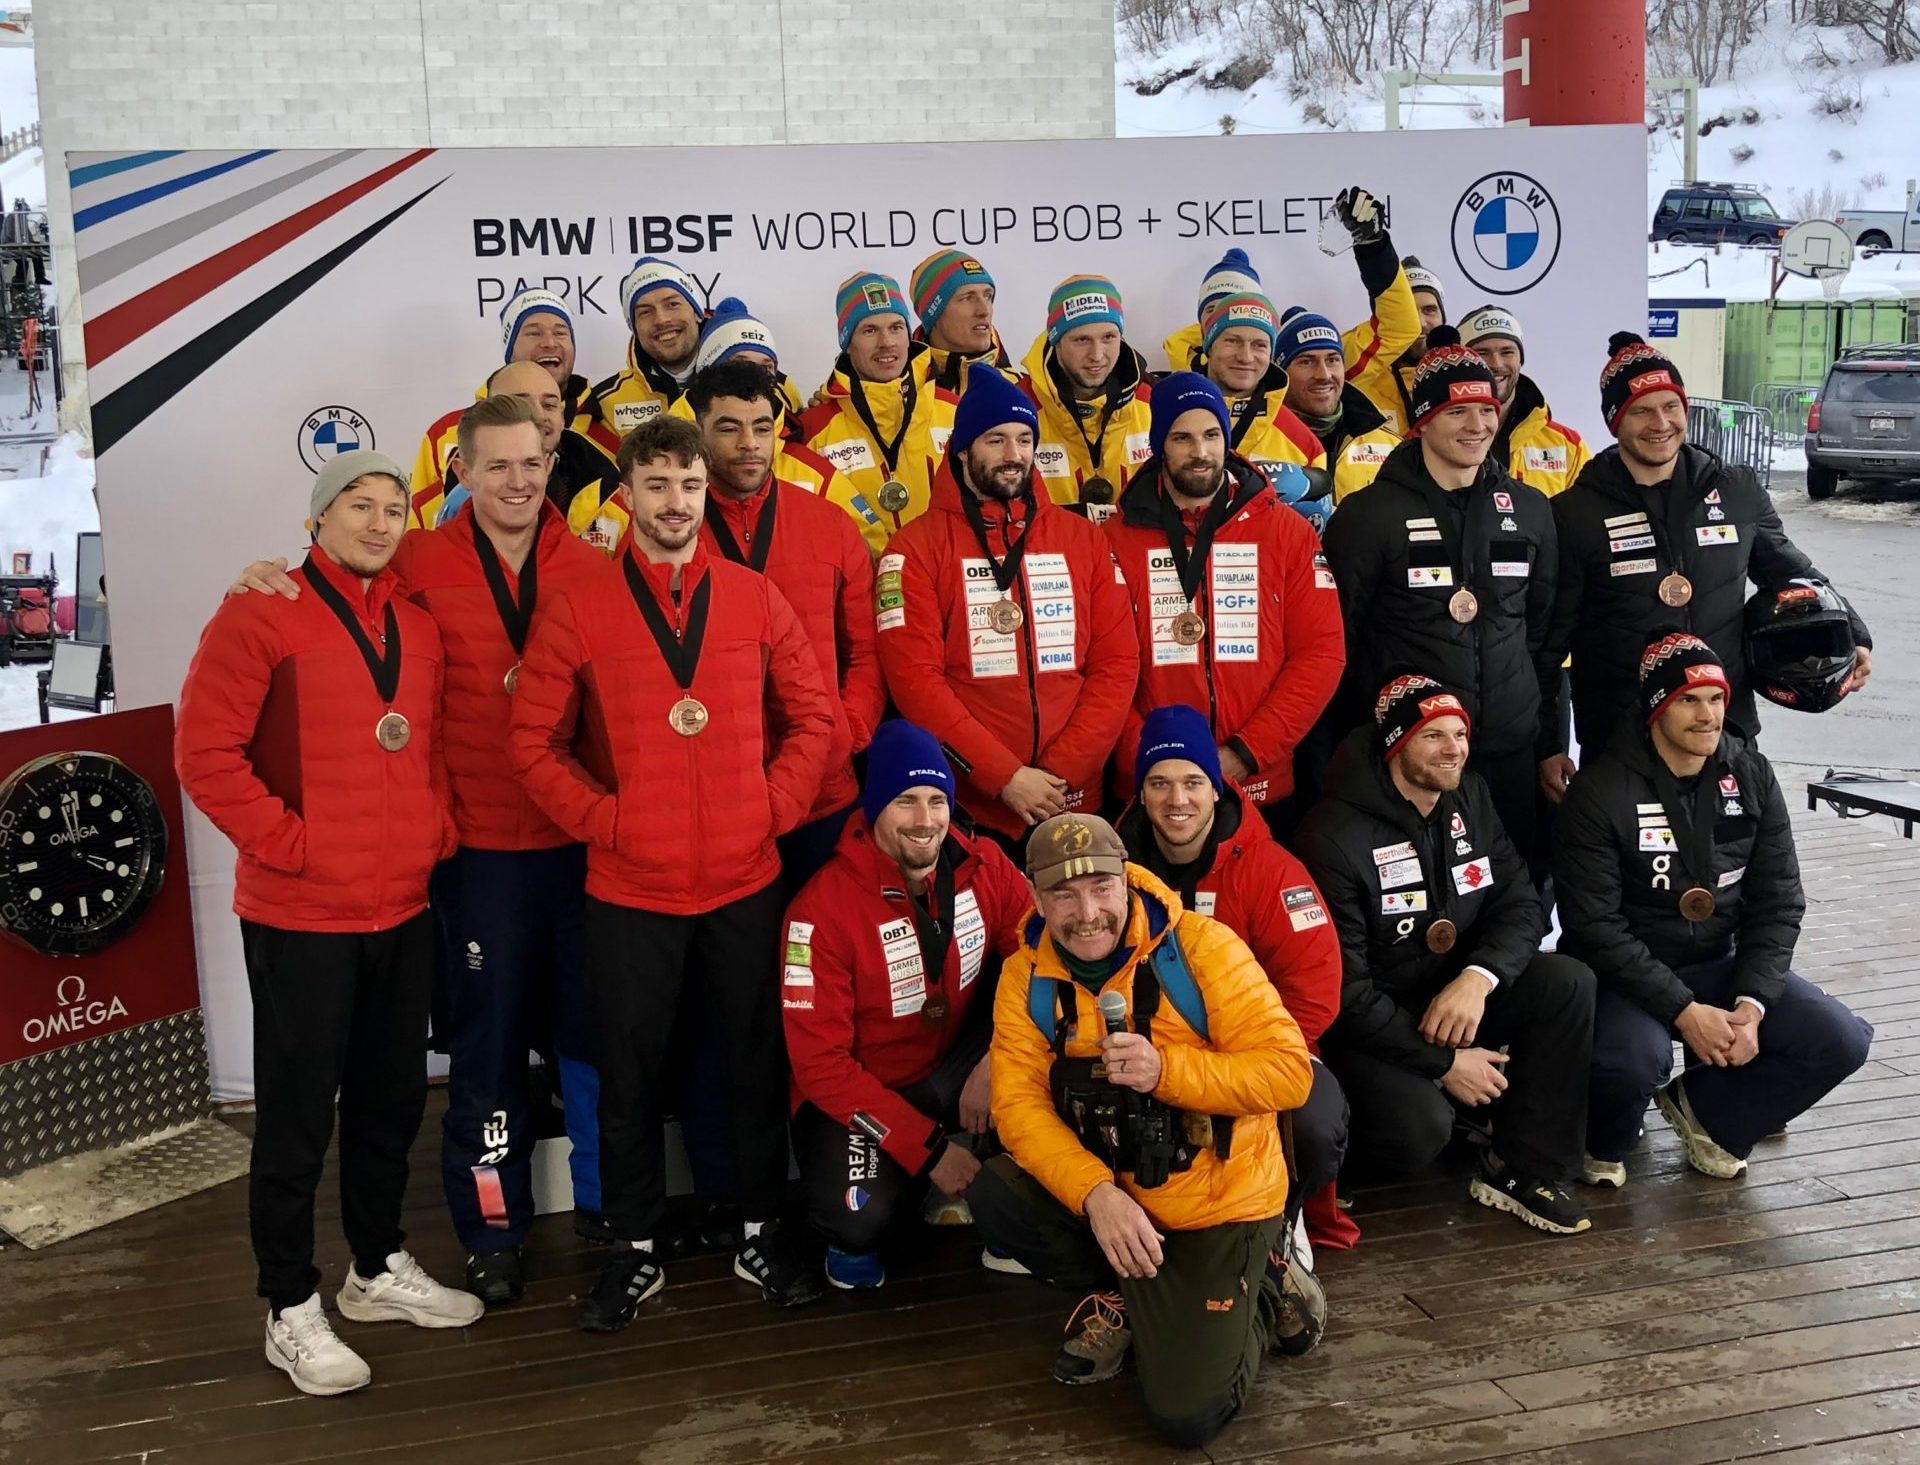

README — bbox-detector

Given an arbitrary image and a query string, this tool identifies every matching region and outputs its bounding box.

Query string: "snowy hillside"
[1118,5,1920,238]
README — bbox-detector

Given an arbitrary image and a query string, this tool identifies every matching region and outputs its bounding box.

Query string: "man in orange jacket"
[969,813,1318,1448]
[874,363,1139,857]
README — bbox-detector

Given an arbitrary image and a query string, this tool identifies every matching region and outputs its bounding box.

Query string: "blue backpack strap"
[1028,974,1075,1055]
[1149,928,1208,1041]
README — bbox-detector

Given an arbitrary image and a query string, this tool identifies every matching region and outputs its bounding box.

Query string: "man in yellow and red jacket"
[874,363,1139,855]
[1460,304,1590,498]
[572,255,708,455]
[507,415,836,1330]
[801,270,951,552]
[1019,274,1154,508]
[970,813,1315,1446]
[177,451,478,1398]
[781,723,1030,1289]
[1104,373,1345,821]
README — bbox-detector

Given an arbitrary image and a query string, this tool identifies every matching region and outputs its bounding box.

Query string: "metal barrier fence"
[1750,382,1819,444]
[1688,396,1773,489]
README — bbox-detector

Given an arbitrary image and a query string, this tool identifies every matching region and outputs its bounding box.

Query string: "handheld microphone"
[1097,990,1130,1037]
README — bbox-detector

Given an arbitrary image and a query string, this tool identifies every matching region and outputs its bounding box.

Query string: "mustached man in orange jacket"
[507,416,837,1331]
[177,452,481,1398]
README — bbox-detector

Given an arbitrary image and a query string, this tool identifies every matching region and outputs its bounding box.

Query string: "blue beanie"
[950,361,1039,462]
[499,288,571,364]
[1275,307,1343,367]
[1199,247,1263,316]
[694,297,777,372]
[862,720,955,828]
[1149,371,1230,460]
[1135,704,1222,795]
[619,255,702,329]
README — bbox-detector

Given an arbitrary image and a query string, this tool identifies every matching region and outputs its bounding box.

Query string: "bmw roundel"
[298,405,375,473]
[1451,172,1562,296]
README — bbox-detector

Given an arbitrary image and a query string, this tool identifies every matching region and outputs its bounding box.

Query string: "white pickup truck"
[1836,180,1920,251]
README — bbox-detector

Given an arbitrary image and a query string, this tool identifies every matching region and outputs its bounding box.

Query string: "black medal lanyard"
[623,555,713,697]
[847,370,916,483]
[959,480,1040,608]
[1640,451,1695,610]
[471,516,540,658]
[1157,480,1237,612]
[1650,761,1718,899]
[1412,469,1491,612]
[1056,356,1120,477]
[704,483,778,573]
[303,552,401,706]
[906,851,958,1021]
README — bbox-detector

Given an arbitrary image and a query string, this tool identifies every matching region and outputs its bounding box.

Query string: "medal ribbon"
[1412,464,1493,603]
[958,482,1039,597]
[704,483,779,574]
[1639,450,1696,608]
[302,552,401,704]
[1156,479,1238,606]
[1649,759,1720,892]
[470,516,541,657]
[622,554,713,692]
[845,368,916,476]
[906,847,958,1019]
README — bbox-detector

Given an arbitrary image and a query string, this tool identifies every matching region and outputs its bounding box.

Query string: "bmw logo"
[1451,172,1562,296]
[298,405,375,473]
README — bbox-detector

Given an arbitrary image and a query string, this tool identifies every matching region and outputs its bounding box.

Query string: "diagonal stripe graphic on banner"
[69,151,186,189]
[74,150,278,231]
[91,176,449,457]
[84,149,436,368]
[79,151,366,294]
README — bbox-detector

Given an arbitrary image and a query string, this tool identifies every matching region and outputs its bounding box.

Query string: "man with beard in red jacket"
[1104,373,1345,830]
[177,451,479,1398]
[1114,703,1354,1260]
[507,415,837,1330]
[875,362,1139,857]
[781,721,1031,1289]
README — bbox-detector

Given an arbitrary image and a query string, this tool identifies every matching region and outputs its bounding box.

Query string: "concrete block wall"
[35,0,1114,430]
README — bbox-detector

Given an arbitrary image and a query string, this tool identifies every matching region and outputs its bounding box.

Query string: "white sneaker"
[923,1188,973,1226]
[264,1296,371,1396]
[1655,1081,1748,1180]
[981,1245,1031,1275]
[1581,1155,1628,1188]
[337,1249,485,1329]
[1291,1211,1316,1273]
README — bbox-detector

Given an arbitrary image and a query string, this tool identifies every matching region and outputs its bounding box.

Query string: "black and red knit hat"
[1408,325,1498,432]
[1601,331,1688,431]
[1638,631,1731,725]
[1374,672,1472,760]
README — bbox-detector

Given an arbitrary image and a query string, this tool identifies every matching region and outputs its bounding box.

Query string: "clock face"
[0,752,169,956]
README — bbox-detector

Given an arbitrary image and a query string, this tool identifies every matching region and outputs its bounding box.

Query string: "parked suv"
[1804,344,1920,498]
[1651,182,1795,247]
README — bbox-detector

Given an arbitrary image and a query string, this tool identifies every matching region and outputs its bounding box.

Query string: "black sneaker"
[573,1208,613,1245]
[1469,1157,1591,1235]
[659,1200,742,1261]
[1266,1238,1327,1356]
[575,1249,664,1332]
[465,1247,524,1307]
[733,1220,825,1309]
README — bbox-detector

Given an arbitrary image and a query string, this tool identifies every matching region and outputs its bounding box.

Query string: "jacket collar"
[305,541,399,624]
[929,453,1048,524]
[1118,451,1270,529]
[1491,373,1551,464]
[1113,782,1259,885]
[1019,864,1182,987]
[1323,726,1459,838]
[833,812,984,896]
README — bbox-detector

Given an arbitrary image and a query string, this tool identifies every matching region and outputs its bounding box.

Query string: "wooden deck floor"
[4,771,1919,1463]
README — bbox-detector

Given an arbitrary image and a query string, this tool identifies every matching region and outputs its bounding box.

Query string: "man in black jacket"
[1296,673,1595,1235]
[1537,334,1872,805]
[1553,634,1872,1184]
[1319,329,1557,866]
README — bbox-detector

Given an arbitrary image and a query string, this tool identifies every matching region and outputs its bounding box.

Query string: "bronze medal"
[987,596,1024,635]
[877,478,910,514]
[920,995,950,1029]
[1658,572,1694,608]
[667,696,710,737]
[375,711,411,752]
[1448,588,1479,624]
[1679,886,1716,922]
[1081,474,1115,505]
[1170,608,1207,646]
[503,663,520,695]
[1425,917,1457,954]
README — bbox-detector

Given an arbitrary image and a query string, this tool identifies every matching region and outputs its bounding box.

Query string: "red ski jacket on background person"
[1104,456,1345,806]
[505,542,835,915]
[699,473,885,821]
[176,548,455,933]
[781,816,1030,1174]
[392,499,609,850]
[874,459,1139,843]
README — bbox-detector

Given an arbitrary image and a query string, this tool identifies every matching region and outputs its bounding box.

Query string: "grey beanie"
[310,450,408,525]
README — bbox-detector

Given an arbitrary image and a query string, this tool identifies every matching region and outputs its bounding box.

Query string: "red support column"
[1504,0,1645,127]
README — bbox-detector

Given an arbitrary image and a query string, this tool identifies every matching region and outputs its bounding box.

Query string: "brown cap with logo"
[1026,813,1129,891]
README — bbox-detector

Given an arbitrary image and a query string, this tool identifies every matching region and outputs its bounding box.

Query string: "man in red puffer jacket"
[875,362,1139,855]
[1114,704,1355,1259]
[781,722,1030,1290]
[177,451,479,1400]
[507,415,836,1332]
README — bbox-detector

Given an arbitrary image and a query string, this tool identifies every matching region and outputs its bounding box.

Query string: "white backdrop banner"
[70,126,1644,1098]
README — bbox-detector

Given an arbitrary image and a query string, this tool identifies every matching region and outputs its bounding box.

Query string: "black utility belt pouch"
[1048,1056,1203,1189]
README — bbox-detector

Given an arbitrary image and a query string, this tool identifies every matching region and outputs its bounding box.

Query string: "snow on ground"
[0,430,97,587]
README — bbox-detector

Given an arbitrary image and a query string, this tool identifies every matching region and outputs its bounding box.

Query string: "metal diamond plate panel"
[0,1011,210,1179]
